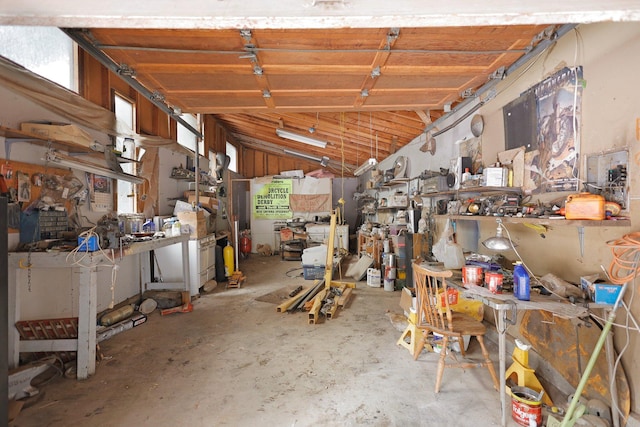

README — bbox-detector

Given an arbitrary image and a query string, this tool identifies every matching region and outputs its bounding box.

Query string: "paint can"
[462,265,483,286]
[485,271,503,294]
[384,266,396,291]
[511,386,542,427]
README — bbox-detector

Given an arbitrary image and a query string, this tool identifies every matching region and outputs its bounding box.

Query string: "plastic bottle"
[143,218,155,233]
[223,241,235,276]
[462,167,472,183]
[172,219,181,237]
[513,261,530,301]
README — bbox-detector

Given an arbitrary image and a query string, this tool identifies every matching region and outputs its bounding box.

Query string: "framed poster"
[534,66,583,193]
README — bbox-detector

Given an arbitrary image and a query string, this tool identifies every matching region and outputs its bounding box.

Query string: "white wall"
[0,80,169,316]
[377,21,640,417]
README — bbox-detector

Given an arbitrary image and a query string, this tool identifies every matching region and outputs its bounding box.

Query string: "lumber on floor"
[276,287,310,312]
[308,289,328,324]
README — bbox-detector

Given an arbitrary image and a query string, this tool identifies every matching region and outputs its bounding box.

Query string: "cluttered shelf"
[418,186,522,197]
[378,178,412,188]
[438,214,631,227]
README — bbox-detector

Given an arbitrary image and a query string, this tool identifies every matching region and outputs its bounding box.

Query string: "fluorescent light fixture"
[353,158,378,176]
[276,128,327,149]
[283,148,330,168]
[45,151,145,184]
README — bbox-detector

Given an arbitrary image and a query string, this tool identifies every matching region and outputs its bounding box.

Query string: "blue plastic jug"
[513,261,530,301]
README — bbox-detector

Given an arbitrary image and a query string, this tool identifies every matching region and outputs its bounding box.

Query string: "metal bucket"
[511,386,542,427]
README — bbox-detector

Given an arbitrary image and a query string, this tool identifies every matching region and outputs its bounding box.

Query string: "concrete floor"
[10,254,523,427]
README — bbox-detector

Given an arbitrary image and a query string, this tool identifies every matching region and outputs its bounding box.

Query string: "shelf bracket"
[577,226,585,258]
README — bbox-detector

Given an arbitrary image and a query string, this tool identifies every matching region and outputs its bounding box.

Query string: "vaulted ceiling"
[66,25,556,172]
[3,2,639,174]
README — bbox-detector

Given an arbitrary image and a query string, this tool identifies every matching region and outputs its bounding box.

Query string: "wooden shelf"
[419,186,522,197]
[438,214,631,227]
[377,206,408,210]
[379,178,411,188]
[0,125,96,155]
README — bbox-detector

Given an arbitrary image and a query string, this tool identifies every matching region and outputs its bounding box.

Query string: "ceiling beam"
[2,2,640,28]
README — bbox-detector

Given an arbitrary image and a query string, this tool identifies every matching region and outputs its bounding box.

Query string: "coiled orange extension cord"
[607,232,640,285]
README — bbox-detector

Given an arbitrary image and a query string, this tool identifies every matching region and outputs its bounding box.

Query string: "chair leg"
[434,335,448,393]
[476,335,499,391]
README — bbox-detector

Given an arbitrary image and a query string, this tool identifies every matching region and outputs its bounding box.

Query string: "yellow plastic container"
[565,193,605,220]
[223,242,235,276]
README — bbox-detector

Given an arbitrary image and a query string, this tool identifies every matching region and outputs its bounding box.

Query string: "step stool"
[397,311,432,358]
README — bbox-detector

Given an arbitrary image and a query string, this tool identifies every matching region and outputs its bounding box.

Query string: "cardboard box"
[399,287,415,315]
[20,122,94,148]
[177,210,207,239]
[388,194,408,208]
[187,194,219,211]
[580,274,622,305]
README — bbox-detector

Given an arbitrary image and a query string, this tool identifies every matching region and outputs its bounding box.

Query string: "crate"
[303,265,327,280]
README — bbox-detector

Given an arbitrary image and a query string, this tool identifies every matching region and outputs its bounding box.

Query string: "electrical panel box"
[585,150,628,210]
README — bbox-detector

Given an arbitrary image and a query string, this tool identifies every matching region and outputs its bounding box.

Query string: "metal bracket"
[239,29,252,41]
[116,63,136,77]
[150,91,165,103]
[460,88,475,99]
[489,66,506,80]
[505,299,518,326]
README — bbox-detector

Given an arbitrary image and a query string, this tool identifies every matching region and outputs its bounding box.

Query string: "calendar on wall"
[87,173,113,212]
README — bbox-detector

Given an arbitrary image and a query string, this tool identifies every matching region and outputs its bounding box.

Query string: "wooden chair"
[412,262,499,393]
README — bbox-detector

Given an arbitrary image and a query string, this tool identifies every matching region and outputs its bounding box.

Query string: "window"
[0,26,75,91]
[114,93,137,214]
[177,114,201,154]
[226,142,237,172]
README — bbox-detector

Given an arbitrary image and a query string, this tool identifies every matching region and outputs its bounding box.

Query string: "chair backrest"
[412,263,454,332]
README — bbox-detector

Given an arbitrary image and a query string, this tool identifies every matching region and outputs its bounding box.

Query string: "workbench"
[7,234,190,379]
[452,281,626,427]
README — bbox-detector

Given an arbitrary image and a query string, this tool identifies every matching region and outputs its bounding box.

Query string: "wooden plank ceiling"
[78,25,555,172]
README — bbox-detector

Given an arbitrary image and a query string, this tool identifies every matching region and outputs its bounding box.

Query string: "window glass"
[226,142,237,172]
[0,26,75,91]
[177,114,200,154]
[114,93,136,214]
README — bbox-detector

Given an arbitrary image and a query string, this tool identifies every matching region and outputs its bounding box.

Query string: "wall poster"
[253,177,293,219]
[87,173,113,212]
[528,66,583,193]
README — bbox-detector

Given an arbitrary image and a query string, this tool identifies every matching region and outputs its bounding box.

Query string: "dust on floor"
[11,255,509,427]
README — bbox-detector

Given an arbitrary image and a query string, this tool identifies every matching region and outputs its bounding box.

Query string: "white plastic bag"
[433,219,465,269]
